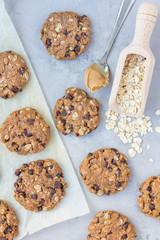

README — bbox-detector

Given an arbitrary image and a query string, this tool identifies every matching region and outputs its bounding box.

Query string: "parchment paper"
[0,0,89,239]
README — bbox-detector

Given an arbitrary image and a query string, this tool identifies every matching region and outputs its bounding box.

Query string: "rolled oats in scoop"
[116,54,146,116]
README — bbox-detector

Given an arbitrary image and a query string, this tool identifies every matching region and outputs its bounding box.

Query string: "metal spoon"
[85,0,136,92]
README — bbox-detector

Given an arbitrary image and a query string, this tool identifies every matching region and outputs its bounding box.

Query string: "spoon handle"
[100,0,136,64]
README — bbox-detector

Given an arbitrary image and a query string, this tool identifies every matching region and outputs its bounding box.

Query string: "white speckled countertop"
[3,0,160,239]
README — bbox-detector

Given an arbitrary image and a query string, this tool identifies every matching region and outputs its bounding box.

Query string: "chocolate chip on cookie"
[138,175,160,220]
[80,148,131,196]
[87,211,137,240]
[0,51,29,99]
[0,200,19,240]
[40,11,91,60]
[14,159,67,212]
[54,87,100,137]
[0,107,50,155]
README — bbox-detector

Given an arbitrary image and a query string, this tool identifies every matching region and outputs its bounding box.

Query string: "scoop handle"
[132,2,158,48]
[100,0,136,65]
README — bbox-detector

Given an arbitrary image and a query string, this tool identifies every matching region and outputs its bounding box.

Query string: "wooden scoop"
[109,2,158,117]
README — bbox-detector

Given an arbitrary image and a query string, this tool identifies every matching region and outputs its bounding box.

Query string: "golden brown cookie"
[0,200,19,240]
[0,107,50,155]
[138,175,160,220]
[0,51,29,99]
[87,211,137,240]
[14,159,67,212]
[54,87,100,137]
[40,11,91,60]
[80,148,131,196]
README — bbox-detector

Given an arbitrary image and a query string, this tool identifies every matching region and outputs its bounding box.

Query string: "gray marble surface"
[4,0,160,239]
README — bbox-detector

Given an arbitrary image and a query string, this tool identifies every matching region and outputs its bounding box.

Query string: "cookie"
[14,159,67,212]
[0,51,29,99]
[40,11,91,60]
[138,175,160,220]
[80,148,131,196]
[54,87,100,137]
[87,211,137,240]
[0,107,50,155]
[0,200,19,240]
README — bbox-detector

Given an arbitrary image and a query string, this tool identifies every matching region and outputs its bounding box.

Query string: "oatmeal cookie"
[0,200,19,240]
[14,159,67,212]
[138,175,160,220]
[87,211,137,240]
[54,87,100,136]
[40,11,91,60]
[0,51,29,99]
[0,107,50,155]
[80,148,131,196]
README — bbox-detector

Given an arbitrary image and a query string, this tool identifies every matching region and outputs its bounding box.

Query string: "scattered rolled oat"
[105,109,153,158]
[116,54,146,115]
[147,144,151,149]
[128,148,136,158]
[155,126,160,133]
[148,158,154,162]
[155,110,160,116]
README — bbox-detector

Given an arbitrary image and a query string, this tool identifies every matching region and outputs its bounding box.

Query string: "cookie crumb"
[147,144,151,149]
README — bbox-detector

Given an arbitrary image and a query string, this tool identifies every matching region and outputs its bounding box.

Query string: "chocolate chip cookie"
[40,11,91,60]
[14,159,67,212]
[0,51,29,99]
[54,87,100,137]
[0,200,19,240]
[87,211,137,240]
[0,107,50,155]
[80,148,131,196]
[138,175,160,220]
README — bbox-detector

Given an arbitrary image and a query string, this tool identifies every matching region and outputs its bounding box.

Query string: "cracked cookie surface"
[0,107,50,155]
[0,200,19,240]
[138,175,160,220]
[14,159,67,212]
[80,148,131,196]
[87,211,137,240]
[0,51,29,99]
[40,11,91,60]
[54,87,100,137]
